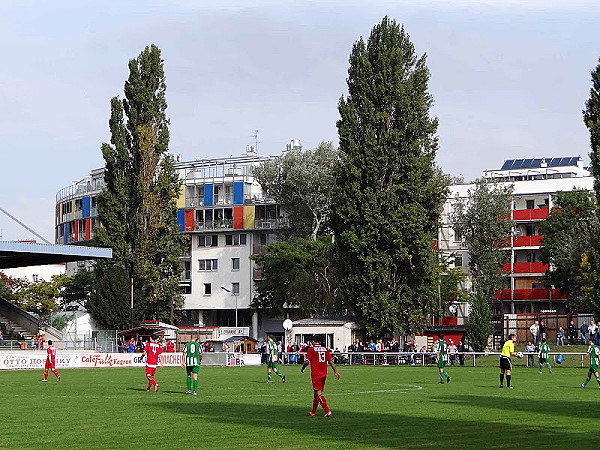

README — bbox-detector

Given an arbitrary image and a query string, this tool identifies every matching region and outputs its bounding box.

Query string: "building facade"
[54,144,301,339]
[439,156,593,317]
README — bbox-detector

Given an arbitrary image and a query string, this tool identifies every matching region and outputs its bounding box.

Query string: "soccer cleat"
[538,372,542,375]
[499,385,503,388]
[193,392,197,396]
[549,370,552,374]
[282,376,286,383]
[446,376,451,384]
[57,376,61,382]
[41,379,48,382]
[154,384,159,392]
[266,380,272,383]
[324,411,332,417]
[439,381,444,384]
[185,390,191,394]
[508,386,513,389]
[146,388,151,392]
[580,384,587,388]
[308,411,316,417]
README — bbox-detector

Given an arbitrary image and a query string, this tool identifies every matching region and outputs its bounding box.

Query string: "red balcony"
[503,262,549,274]
[494,288,565,301]
[512,235,544,247]
[513,208,549,221]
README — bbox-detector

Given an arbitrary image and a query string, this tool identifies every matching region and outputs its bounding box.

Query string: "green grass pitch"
[1,362,599,449]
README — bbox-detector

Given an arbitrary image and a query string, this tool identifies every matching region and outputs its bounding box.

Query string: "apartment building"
[439,156,593,316]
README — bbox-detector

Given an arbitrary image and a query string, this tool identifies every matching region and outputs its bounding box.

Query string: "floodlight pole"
[221,286,238,328]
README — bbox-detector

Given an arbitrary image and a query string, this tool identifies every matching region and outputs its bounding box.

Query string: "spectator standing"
[448,340,457,366]
[539,321,547,340]
[530,321,540,345]
[375,340,383,352]
[581,321,589,345]
[569,320,577,345]
[166,340,175,353]
[590,321,597,346]
[127,338,136,353]
[525,341,536,367]
[458,340,466,366]
[368,340,376,352]
[557,327,565,346]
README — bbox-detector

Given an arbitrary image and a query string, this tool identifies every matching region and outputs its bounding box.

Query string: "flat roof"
[0,241,112,269]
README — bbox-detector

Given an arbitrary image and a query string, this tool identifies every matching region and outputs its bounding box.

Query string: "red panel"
[531,235,543,246]
[503,263,511,273]
[512,235,544,247]
[531,288,550,299]
[512,289,532,300]
[531,208,549,220]
[74,220,79,241]
[531,262,548,273]
[513,208,549,221]
[85,218,91,240]
[513,209,530,220]
[441,316,457,326]
[551,289,568,299]
[234,206,244,229]
[184,209,194,232]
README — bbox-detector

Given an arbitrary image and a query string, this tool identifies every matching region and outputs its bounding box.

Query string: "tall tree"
[251,237,341,316]
[253,141,338,240]
[332,17,448,336]
[584,59,600,205]
[90,45,185,328]
[451,178,513,350]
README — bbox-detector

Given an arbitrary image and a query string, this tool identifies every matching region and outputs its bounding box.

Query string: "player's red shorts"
[145,366,156,376]
[45,361,55,369]
[311,376,327,391]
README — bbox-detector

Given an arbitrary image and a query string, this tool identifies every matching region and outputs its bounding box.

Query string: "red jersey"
[144,342,164,368]
[306,345,331,378]
[47,345,56,365]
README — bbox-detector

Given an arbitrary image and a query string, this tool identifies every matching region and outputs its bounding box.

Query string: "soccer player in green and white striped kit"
[538,338,552,374]
[580,337,600,389]
[181,336,203,395]
[266,335,285,384]
[436,334,450,384]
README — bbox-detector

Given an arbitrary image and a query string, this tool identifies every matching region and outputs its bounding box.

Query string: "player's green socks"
[274,369,284,379]
[187,376,191,390]
[596,376,600,386]
[439,372,444,383]
[584,376,591,386]
[193,379,198,392]
[538,364,542,373]
[268,372,272,381]
[547,364,551,372]
[443,370,449,379]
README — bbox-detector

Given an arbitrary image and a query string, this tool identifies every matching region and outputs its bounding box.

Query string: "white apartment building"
[55,142,302,339]
[440,156,593,317]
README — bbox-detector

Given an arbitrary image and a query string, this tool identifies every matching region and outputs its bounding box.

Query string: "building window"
[232,282,240,295]
[204,283,212,295]
[232,258,240,271]
[454,254,463,269]
[225,233,247,246]
[453,229,462,242]
[198,259,218,271]
[198,235,218,247]
[526,199,535,209]
[181,285,192,295]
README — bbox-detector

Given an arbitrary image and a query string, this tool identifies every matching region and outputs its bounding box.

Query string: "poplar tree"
[90,45,185,328]
[332,17,448,336]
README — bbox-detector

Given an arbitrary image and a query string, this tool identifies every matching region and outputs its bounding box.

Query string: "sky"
[1,0,599,242]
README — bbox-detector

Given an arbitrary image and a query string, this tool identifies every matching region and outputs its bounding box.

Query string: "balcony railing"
[512,235,544,247]
[503,262,549,274]
[494,288,568,300]
[186,196,204,208]
[254,218,289,229]
[513,208,549,221]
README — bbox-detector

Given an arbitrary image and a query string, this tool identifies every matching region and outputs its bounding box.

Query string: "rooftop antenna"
[0,207,51,244]
[249,129,263,154]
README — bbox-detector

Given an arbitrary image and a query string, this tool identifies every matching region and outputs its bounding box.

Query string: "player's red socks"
[51,369,59,379]
[318,395,330,414]
[44,369,49,381]
[312,396,320,414]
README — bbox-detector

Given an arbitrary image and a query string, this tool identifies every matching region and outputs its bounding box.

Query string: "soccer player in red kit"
[141,336,164,392]
[42,339,60,382]
[301,338,340,417]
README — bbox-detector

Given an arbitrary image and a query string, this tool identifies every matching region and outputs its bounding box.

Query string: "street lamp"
[221,285,238,327]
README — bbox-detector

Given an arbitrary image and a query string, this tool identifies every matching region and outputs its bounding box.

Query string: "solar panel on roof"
[521,158,534,169]
[501,160,514,170]
[511,159,525,170]
[532,158,543,168]
[548,158,560,167]
[570,156,579,166]
[558,157,571,166]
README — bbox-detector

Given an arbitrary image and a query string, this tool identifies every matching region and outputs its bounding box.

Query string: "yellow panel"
[176,185,185,208]
[244,206,255,229]
[72,200,75,217]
